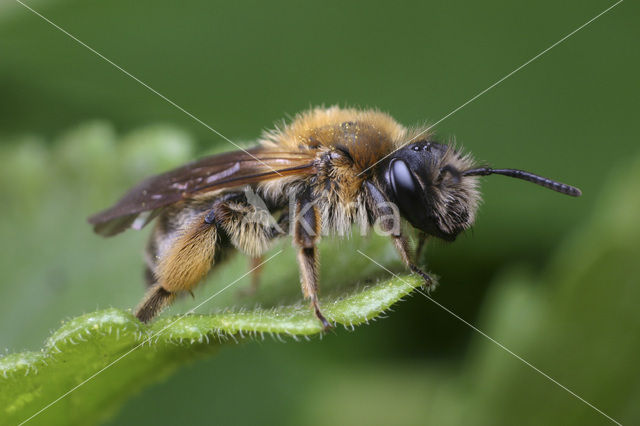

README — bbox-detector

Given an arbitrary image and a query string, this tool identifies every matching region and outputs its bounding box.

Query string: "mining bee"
[89,107,581,328]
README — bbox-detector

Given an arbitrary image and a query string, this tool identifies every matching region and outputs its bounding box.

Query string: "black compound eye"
[387,158,424,225]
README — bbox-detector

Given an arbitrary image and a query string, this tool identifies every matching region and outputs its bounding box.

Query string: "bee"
[89,106,581,329]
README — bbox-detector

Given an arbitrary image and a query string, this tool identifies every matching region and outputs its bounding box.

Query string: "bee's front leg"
[391,235,436,292]
[294,191,331,330]
[414,232,429,263]
[365,181,435,291]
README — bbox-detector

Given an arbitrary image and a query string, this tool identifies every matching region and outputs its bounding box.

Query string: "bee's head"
[379,141,479,241]
[380,141,581,241]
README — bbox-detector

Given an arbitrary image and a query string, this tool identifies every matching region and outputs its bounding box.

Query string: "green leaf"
[1,275,422,425]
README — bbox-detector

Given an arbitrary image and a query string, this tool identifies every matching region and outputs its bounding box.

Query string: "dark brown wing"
[88,146,316,236]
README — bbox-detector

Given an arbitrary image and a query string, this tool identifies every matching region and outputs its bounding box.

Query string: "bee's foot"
[423,279,439,294]
[410,264,438,293]
[410,264,431,283]
[314,306,332,331]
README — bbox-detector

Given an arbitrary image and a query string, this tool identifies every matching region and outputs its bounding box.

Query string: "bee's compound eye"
[387,159,423,225]
[389,159,417,195]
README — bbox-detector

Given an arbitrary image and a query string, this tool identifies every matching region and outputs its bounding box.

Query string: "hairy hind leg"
[136,194,283,323]
[135,213,217,322]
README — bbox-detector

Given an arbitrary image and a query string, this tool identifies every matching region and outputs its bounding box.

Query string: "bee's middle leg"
[237,256,264,297]
[294,192,331,330]
[236,210,289,297]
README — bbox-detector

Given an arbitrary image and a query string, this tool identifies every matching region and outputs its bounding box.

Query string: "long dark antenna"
[462,167,582,197]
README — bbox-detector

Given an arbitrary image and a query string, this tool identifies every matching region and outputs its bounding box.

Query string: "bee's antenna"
[462,167,582,197]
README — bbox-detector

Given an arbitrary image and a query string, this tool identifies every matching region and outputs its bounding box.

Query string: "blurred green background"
[1,0,639,424]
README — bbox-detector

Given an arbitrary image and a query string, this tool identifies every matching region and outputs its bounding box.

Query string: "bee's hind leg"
[143,236,161,287]
[135,212,218,323]
[135,285,176,323]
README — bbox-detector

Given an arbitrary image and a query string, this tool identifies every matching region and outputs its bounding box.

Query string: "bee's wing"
[88,147,316,236]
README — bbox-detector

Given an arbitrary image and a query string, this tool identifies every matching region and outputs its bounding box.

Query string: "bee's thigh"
[213,202,283,258]
[144,204,211,287]
[144,198,282,292]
